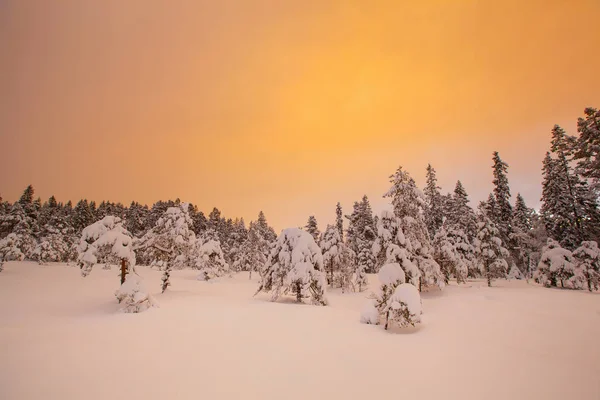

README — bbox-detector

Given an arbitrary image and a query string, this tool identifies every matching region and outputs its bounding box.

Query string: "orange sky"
[1,0,600,231]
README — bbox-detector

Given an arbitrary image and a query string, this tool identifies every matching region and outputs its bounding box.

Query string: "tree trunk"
[249,269,252,280]
[588,278,592,292]
[120,258,127,285]
[296,282,302,303]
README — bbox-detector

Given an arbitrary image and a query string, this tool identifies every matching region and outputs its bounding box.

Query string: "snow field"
[0,261,599,400]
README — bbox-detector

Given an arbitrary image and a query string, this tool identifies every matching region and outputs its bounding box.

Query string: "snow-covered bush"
[114,274,158,313]
[360,300,379,325]
[535,239,575,288]
[255,228,328,305]
[31,233,70,264]
[0,233,25,263]
[507,264,524,280]
[77,216,136,278]
[384,283,422,329]
[195,239,230,281]
[362,262,422,331]
[572,241,600,292]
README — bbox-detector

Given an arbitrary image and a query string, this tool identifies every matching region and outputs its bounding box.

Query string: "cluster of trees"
[1,107,599,297]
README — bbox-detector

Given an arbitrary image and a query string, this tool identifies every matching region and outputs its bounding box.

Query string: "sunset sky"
[1,1,600,231]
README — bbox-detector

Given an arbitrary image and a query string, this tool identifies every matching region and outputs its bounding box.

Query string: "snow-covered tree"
[77,216,136,278]
[534,239,576,288]
[305,215,321,242]
[541,125,600,248]
[424,164,444,238]
[491,151,513,241]
[433,221,471,284]
[320,224,355,291]
[138,205,196,292]
[346,196,376,273]
[447,180,477,240]
[572,241,600,292]
[255,228,327,305]
[574,107,600,195]
[384,166,444,290]
[361,262,422,330]
[335,202,344,240]
[0,233,25,264]
[474,216,508,287]
[195,239,230,281]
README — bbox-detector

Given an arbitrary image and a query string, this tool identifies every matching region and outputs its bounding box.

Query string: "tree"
[534,239,576,288]
[424,164,444,238]
[541,125,600,248]
[255,228,327,305]
[433,220,472,284]
[447,181,477,240]
[474,216,508,287]
[574,107,600,194]
[335,202,344,240]
[77,216,136,292]
[138,205,196,292]
[491,152,513,241]
[114,274,157,313]
[572,241,600,292]
[305,215,321,242]
[0,233,25,265]
[320,224,355,291]
[384,166,444,290]
[72,200,95,233]
[195,239,230,281]
[235,221,267,279]
[361,263,422,330]
[346,196,376,273]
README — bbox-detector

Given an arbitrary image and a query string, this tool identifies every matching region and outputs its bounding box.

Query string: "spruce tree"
[335,202,344,240]
[474,215,508,287]
[491,151,512,241]
[305,215,321,242]
[424,164,444,238]
[574,107,600,194]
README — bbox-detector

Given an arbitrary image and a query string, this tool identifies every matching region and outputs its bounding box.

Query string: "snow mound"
[385,283,422,328]
[360,300,380,325]
[378,262,406,286]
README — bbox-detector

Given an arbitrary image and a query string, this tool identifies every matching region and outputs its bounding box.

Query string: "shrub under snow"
[572,241,600,292]
[255,228,328,306]
[0,233,25,264]
[535,239,575,288]
[114,274,158,313]
[362,262,423,331]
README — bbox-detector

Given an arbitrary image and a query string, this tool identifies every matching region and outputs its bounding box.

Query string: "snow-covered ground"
[1,262,598,400]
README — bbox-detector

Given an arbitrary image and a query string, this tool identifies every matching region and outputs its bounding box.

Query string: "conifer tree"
[447,181,477,240]
[574,107,600,194]
[474,215,508,287]
[305,215,321,242]
[335,202,344,240]
[492,152,513,240]
[424,164,444,237]
[572,241,600,292]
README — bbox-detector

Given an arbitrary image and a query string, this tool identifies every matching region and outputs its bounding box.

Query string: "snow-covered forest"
[1,108,599,400]
[2,108,599,297]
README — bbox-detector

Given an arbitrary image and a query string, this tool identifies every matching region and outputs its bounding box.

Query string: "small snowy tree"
[433,221,471,284]
[474,216,508,287]
[138,205,196,292]
[305,215,321,242]
[255,228,327,305]
[195,239,230,281]
[572,241,600,292]
[321,224,355,292]
[535,239,575,288]
[77,216,136,278]
[362,263,422,330]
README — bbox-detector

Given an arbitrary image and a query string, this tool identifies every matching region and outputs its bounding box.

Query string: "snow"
[388,283,422,317]
[378,262,406,286]
[0,261,599,400]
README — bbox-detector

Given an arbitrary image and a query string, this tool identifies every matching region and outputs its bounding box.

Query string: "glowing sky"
[1,1,599,230]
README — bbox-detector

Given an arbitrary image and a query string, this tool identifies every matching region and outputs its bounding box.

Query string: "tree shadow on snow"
[385,325,422,335]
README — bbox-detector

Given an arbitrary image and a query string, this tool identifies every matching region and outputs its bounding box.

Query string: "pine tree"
[447,181,477,240]
[572,241,600,292]
[384,166,444,290]
[335,202,344,240]
[138,205,196,292]
[305,215,321,242]
[433,220,472,284]
[72,200,95,233]
[424,164,444,238]
[195,238,230,281]
[574,107,600,194]
[321,224,352,288]
[474,215,508,287]
[534,239,575,288]
[491,151,513,241]
[255,228,327,305]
